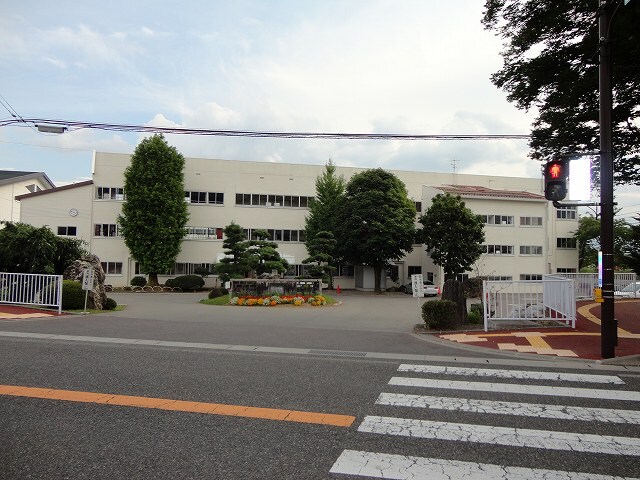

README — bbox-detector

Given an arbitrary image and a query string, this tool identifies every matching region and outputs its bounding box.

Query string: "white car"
[615,282,640,298]
[403,281,440,297]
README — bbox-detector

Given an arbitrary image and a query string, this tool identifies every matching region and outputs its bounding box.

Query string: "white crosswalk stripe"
[375,392,640,424]
[330,450,640,480]
[397,364,625,384]
[330,364,640,479]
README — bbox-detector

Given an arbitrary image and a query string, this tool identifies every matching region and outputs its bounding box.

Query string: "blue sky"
[1,1,637,219]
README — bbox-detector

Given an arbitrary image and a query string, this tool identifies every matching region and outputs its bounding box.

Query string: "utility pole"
[598,0,616,358]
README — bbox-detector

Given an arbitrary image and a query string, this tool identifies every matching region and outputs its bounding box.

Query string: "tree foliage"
[571,214,633,270]
[418,194,485,279]
[214,222,252,282]
[302,230,337,288]
[482,1,640,185]
[245,229,289,276]
[334,168,416,293]
[621,217,640,275]
[304,160,346,252]
[118,134,189,286]
[0,221,85,274]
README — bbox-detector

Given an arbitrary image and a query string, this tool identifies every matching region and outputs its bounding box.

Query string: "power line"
[0,117,532,141]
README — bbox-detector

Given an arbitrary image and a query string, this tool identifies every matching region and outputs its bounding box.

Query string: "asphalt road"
[1,293,639,479]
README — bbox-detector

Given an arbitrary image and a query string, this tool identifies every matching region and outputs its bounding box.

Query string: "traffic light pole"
[599,1,616,359]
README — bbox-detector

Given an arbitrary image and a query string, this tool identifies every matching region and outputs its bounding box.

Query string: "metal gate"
[483,276,575,331]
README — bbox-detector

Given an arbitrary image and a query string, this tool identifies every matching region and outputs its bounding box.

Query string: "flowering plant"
[230,294,327,306]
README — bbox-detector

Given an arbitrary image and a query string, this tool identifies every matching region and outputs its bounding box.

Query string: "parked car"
[403,280,440,297]
[615,282,640,298]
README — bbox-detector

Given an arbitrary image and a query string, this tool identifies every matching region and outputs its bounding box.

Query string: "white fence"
[0,273,63,314]
[483,276,576,331]
[554,273,638,299]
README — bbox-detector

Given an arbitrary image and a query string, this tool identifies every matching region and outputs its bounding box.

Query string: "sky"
[0,0,637,221]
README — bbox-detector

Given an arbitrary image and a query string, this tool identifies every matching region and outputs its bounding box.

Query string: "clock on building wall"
[69,208,78,217]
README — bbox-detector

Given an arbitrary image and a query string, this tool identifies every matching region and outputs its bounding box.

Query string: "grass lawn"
[65,305,126,314]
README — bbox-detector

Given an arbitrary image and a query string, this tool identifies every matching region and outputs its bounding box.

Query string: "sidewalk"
[437,299,640,361]
[0,304,63,320]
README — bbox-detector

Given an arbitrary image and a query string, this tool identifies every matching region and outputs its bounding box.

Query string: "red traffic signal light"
[544,159,568,201]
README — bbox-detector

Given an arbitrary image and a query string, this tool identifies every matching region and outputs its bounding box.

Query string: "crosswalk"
[330,363,640,479]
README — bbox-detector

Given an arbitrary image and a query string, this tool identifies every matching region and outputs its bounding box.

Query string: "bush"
[130,276,147,287]
[62,280,85,310]
[165,274,205,291]
[462,277,484,299]
[104,297,118,310]
[421,299,457,330]
[208,287,226,299]
[194,266,210,277]
[467,304,483,325]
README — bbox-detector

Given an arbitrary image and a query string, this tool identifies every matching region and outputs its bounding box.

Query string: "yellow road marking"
[578,302,635,335]
[0,384,355,428]
[524,335,551,349]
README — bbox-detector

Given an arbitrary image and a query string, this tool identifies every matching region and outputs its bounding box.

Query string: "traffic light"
[544,158,569,201]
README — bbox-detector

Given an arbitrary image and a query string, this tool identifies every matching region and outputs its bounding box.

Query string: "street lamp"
[36,124,67,134]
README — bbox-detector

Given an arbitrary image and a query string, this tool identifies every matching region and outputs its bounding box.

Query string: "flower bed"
[230,294,327,306]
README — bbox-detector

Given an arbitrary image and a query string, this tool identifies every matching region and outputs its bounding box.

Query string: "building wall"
[18,152,579,287]
[0,176,52,223]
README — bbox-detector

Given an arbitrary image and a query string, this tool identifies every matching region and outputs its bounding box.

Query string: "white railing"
[553,273,638,299]
[483,277,576,331]
[0,273,63,314]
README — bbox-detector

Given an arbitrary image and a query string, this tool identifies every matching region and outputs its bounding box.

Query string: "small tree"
[246,229,289,276]
[334,169,416,293]
[118,134,189,286]
[302,230,337,288]
[621,217,640,275]
[418,194,485,280]
[572,214,632,270]
[215,222,251,282]
[0,221,85,274]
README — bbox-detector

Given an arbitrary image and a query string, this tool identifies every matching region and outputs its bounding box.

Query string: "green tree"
[334,168,416,293]
[304,160,346,248]
[621,217,640,275]
[418,194,485,280]
[245,229,289,276]
[482,1,640,185]
[0,221,85,274]
[214,222,252,282]
[302,230,337,288]
[572,214,633,270]
[118,134,189,286]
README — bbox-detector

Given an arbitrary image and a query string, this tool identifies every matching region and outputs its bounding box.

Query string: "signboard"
[411,274,425,298]
[82,267,95,291]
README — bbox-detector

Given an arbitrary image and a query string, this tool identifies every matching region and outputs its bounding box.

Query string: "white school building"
[16,152,579,289]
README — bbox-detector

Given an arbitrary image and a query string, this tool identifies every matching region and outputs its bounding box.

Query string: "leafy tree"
[118,134,189,286]
[571,214,632,270]
[418,194,485,280]
[214,222,252,282]
[621,217,640,274]
[304,160,346,250]
[302,230,337,288]
[334,168,416,293]
[0,221,85,274]
[482,1,640,185]
[245,229,289,276]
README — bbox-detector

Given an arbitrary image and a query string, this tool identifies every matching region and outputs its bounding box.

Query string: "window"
[556,206,577,220]
[481,215,514,225]
[557,238,577,249]
[557,267,577,273]
[408,266,422,276]
[235,193,314,208]
[520,216,543,226]
[414,202,422,214]
[165,263,215,276]
[520,274,543,281]
[101,262,123,275]
[336,265,355,277]
[185,227,223,240]
[57,226,77,236]
[456,273,469,282]
[482,245,513,255]
[487,275,512,281]
[184,191,224,204]
[96,187,124,200]
[519,245,543,255]
[94,224,120,237]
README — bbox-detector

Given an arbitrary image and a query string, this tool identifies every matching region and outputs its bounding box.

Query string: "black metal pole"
[599,0,616,359]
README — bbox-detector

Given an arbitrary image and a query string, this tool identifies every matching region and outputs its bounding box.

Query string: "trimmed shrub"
[208,287,226,299]
[194,266,210,277]
[131,276,147,287]
[165,274,205,291]
[62,280,85,310]
[462,277,484,299]
[467,307,483,325]
[104,297,118,310]
[421,299,457,330]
